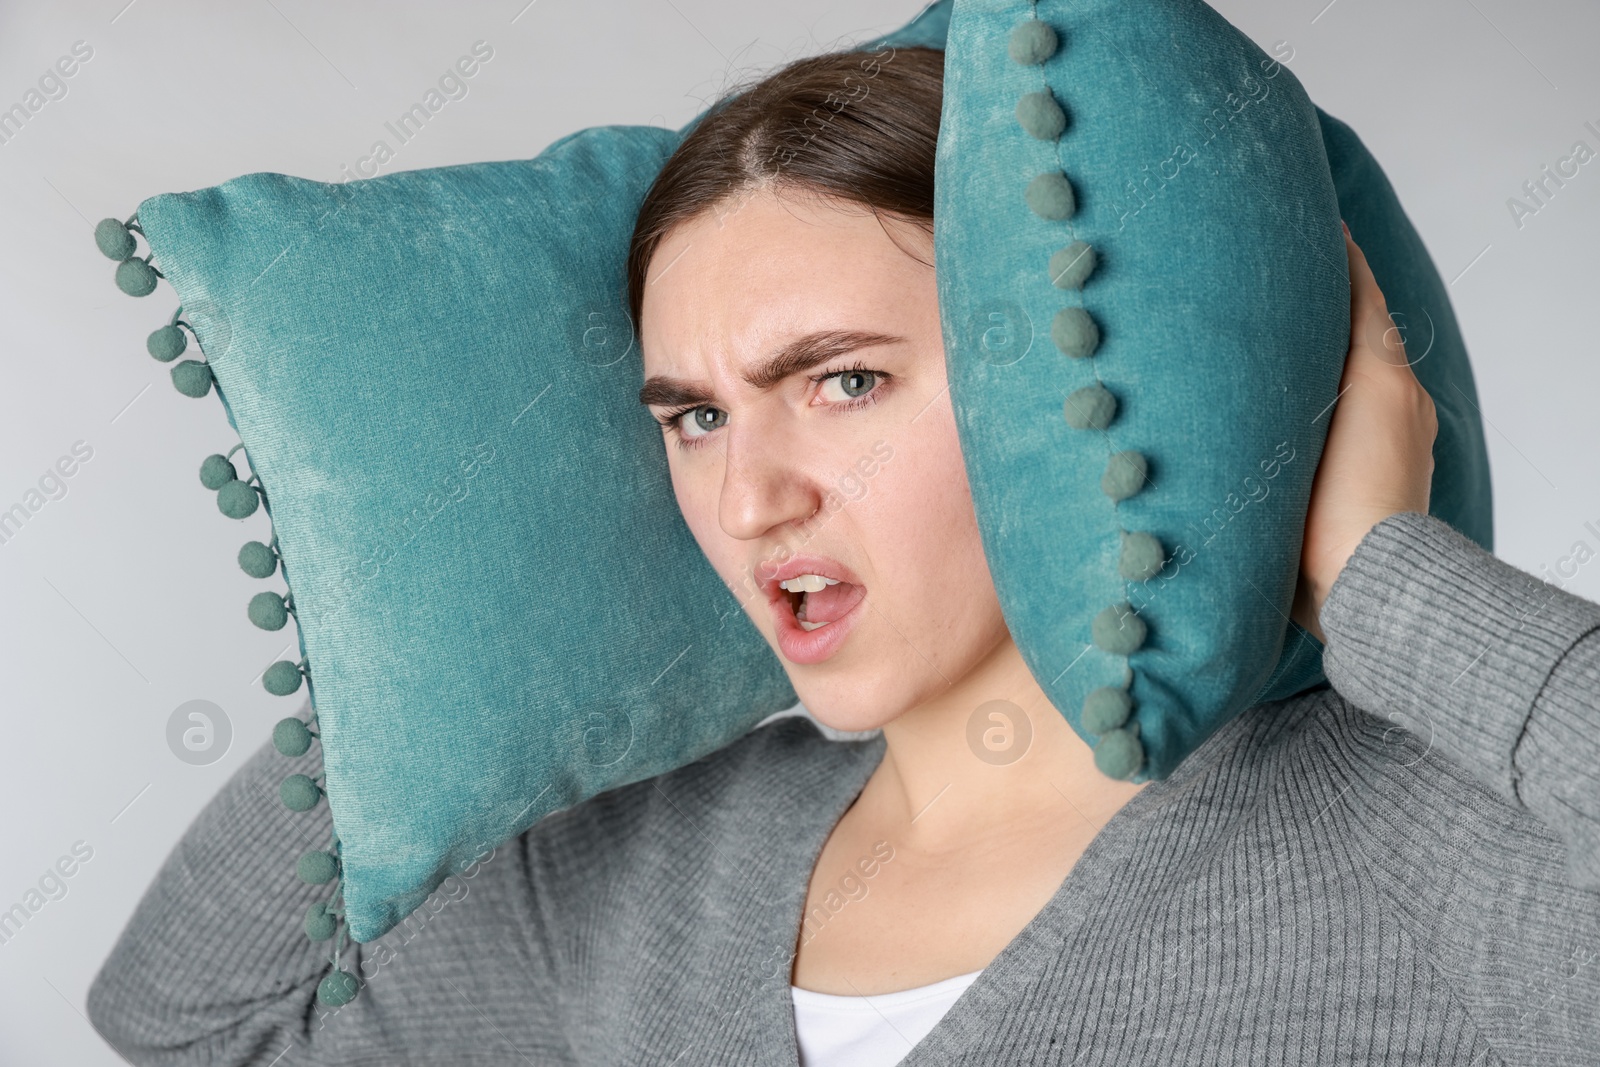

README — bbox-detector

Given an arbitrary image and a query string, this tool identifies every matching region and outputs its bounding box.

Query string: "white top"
[791,969,984,1066]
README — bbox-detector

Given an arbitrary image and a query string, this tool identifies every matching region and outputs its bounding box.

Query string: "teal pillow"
[91,0,1489,1006]
[91,4,951,1005]
[932,0,1492,785]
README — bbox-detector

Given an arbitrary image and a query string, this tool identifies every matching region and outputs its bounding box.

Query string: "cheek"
[870,415,997,617]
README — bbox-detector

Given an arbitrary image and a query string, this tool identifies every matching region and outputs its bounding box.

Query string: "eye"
[817,367,880,403]
[655,404,727,450]
[679,405,727,441]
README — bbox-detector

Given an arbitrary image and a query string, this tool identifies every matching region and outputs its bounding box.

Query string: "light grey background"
[2,1,1596,1062]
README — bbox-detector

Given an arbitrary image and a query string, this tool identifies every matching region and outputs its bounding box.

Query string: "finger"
[1342,225,1409,368]
[1343,224,1384,329]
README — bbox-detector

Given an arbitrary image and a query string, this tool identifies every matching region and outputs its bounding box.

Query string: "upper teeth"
[780,574,840,593]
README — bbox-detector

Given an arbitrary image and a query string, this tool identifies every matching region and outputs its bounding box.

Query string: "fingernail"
[1341,219,1350,237]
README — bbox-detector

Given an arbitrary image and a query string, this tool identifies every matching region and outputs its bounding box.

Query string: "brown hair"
[626,45,945,332]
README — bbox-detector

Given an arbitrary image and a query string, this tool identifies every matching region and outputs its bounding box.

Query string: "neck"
[862,636,1147,857]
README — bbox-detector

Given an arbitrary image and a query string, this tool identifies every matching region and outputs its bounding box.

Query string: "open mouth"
[759,557,867,664]
[778,577,866,631]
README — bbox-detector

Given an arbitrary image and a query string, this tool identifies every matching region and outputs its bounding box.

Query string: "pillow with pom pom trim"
[930,0,1491,784]
[92,3,951,1007]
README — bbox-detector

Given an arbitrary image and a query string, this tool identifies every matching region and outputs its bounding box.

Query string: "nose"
[716,412,822,545]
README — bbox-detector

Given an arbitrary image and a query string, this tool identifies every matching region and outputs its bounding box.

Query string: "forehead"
[639,190,933,375]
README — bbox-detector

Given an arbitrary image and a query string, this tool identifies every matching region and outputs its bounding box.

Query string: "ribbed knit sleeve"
[86,697,343,1064]
[1318,509,1600,891]
[85,697,575,1066]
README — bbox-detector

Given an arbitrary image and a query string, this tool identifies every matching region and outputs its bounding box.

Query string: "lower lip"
[772,586,866,665]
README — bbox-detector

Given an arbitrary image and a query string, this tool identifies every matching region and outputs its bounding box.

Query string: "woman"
[88,46,1600,1066]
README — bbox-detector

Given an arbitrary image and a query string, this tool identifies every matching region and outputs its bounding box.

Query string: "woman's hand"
[1290,221,1439,644]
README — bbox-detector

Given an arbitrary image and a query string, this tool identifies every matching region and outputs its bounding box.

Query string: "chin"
[788,675,903,735]
[805,705,893,735]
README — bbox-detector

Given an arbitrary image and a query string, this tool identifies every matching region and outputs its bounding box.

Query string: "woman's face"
[638,188,1010,733]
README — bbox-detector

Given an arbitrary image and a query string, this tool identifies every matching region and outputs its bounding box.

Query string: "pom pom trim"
[1010,3,1175,781]
[98,210,356,1003]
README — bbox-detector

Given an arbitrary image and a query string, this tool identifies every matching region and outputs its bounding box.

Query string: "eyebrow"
[637,329,907,408]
